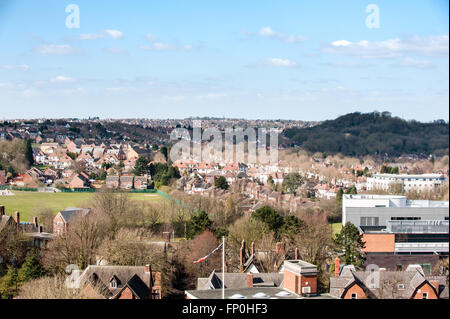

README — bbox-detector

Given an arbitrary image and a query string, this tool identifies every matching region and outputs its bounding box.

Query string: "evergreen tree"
[252,206,284,234]
[19,254,44,281]
[214,176,229,190]
[133,156,149,176]
[334,222,366,266]
[186,211,213,239]
[25,139,34,166]
[336,188,344,203]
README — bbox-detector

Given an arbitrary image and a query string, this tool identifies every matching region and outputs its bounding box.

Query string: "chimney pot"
[14,211,20,225]
[33,216,38,228]
[246,272,253,288]
[335,257,340,277]
[38,225,43,233]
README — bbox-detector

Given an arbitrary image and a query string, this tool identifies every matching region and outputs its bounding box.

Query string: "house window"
[422,292,428,299]
[351,293,357,299]
[397,284,405,290]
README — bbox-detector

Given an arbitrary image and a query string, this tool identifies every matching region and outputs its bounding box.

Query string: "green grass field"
[331,222,342,236]
[0,191,164,222]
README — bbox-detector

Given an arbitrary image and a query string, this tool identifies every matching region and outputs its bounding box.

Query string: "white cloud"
[50,76,76,83]
[0,64,29,71]
[395,57,434,69]
[36,44,80,55]
[325,35,449,58]
[258,27,307,43]
[140,42,196,51]
[104,29,124,39]
[331,40,351,47]
[266,58,298,67]
[78,30,124,40]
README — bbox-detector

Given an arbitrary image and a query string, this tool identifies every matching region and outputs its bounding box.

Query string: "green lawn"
[0,191,164,222]
[331,222,342,236]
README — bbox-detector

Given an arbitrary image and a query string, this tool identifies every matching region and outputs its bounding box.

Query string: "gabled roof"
[58,208,91,223]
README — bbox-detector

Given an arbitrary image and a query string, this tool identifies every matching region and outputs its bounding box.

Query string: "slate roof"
[186,287,338,299]
[78,265,152,299]
[196,270,284,290]
[330,266,447,299]
[58,207,91,223]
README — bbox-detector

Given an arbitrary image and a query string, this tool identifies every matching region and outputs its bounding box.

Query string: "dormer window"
[109,276,120,288]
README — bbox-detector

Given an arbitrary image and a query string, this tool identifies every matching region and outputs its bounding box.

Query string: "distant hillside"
[281,112,449,157]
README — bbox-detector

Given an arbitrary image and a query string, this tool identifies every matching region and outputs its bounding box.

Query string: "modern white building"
[342,194,449,227]
[366,173,447,193]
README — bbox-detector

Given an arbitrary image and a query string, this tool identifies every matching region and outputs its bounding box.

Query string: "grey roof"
[115,274,151,299]
[58,208,90,223]
[331,267,446,299]
[186,287,337,299]
[79,265,151,298]
[196,271,283,290]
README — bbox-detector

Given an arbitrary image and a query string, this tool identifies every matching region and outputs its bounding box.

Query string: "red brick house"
[329,259,448,299]
[53,207,91,234]
[0,170,6,185]
[77,265,162,299]
[68,172,91,188]
[134,176,148,189]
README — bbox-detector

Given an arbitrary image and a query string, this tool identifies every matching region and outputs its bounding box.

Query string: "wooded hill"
[281,112,449,157]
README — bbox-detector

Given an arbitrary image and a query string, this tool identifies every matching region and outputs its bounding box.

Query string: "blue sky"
[0,0,448,120]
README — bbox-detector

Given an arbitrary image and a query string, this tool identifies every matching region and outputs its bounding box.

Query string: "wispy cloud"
[325,35,449,58]
[78,29,124,40]
[50,76,76,83]
[139,42,197,51]
[258,27,307,43]
[35,44,82,55]
[0,64,30,71]
[394,57,435,69]
[265,58,299,67]
[104,29,124,39]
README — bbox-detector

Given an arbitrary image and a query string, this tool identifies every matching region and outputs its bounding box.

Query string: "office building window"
[360,217,379,226]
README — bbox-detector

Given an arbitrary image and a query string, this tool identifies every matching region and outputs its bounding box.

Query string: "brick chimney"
[162,231,171,242]
[14,211,20,225]
[246,272,253,288]
[0,205,5,216]
[239,240,246,272]
[335,257,340,277]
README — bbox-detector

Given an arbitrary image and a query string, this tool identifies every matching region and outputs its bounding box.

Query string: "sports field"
[0,191,164,222]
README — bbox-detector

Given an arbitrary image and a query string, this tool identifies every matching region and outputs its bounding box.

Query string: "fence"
[0,185,157,194]
[156,190,201,213]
